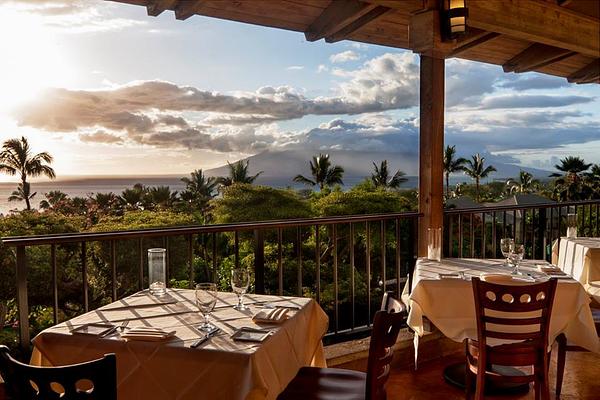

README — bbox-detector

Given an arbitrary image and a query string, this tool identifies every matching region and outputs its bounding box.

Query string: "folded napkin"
[252,307,289,324]
[438,272,465,279]
[121,326,176,342]
[537,265,566,275]
[480,273,535,284]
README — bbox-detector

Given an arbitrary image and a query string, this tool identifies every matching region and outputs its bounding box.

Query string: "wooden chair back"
[365,292,406,400]
[471,277,557,349]
[0,346,117,400]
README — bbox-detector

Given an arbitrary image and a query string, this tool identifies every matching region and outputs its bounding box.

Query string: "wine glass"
[500,238,515,268]
[510,244,525,275]
[195,283,218,332]
[231,268,250,311]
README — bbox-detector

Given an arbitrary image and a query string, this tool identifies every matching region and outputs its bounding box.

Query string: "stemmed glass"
[231,268,250,311]
[510,244,525,275]
[500,238,515,268]
[195,283,218,332]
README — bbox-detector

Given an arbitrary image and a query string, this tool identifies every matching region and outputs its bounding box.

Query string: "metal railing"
[1,211,421,351]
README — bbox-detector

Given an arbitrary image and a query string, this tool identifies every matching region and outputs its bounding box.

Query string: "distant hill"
[205,149,552,189]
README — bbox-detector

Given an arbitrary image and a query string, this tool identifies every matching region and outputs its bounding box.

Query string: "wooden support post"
[16,246,30,351]
[418,55,445,256]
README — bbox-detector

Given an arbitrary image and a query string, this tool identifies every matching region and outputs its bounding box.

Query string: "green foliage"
[90,210,195,232]
[212,184,312,223]
[313,186,412,216]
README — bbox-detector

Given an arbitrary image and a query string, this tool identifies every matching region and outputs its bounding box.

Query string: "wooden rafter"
[449,31,500,57]
[146,0,177,16]
[503,43,576,73]
[175,0,200,21]
[305,0,389,42]
[567,59,600,83]
[325,6,391,43]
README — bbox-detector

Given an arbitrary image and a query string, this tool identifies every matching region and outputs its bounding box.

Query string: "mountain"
[205,149,552,189]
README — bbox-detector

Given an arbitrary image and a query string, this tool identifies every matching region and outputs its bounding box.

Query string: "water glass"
[510,244,525,275]
[231,268,251,311]
[427,227,442,262]
[148,248,166,296]
[500,238,514,268]
[195,283,218,332]
[566,213,577,238]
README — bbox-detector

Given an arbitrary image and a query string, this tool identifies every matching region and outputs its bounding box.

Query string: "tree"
[120,186,147,211]
[8,182,36,207]
[147,186,178,209]
[180,169,219,211]
[219,160,263,187]
[550,156,592,201]
[463,153,497,202]
[0,136,56,210]
[506,171,539,194]
[443,145,466,197]
[585,164,600,197]
[370,160,407,190]
[294,153,344,190]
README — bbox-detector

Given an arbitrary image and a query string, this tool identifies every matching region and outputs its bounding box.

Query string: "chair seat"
[277,367,366,400]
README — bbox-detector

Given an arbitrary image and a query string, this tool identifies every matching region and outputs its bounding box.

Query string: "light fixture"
[442,0,468,40]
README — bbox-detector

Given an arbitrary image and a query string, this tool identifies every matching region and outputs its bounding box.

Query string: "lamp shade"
[443,0,468,40]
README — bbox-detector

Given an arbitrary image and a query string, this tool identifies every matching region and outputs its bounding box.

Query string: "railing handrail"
[0,211,422,247]
[443,199,599,215]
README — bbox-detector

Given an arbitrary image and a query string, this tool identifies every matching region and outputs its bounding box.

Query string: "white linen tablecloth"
[406,258,600,355]
[31,290,329,400]
[552,237,600,303]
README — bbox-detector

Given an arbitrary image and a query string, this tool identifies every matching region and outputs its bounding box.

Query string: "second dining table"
[31,289,329,400]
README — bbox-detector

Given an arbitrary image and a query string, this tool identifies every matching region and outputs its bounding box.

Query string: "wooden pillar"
[418,55,445,256]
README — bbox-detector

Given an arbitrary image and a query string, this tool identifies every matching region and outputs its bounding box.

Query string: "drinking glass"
[566,213,577,238]
[148,248,166,296]
[195,283,218,332]
[510,244,525,275]
[500,238,514,268]
[231,268,250,311]
[427,227,442,262]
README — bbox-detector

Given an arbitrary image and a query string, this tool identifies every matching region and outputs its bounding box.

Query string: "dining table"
[404,257,600,393]
[552,237,600,303]
[31,289,329,400]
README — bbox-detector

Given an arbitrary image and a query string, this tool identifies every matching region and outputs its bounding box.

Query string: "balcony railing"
[2,199,599,352]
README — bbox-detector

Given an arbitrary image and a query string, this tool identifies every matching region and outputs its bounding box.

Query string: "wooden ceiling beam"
[557,0,573,6]
[567,59,600,83]
[503,43,576,73]
[174,0,200,21]
[324,5,391,43]
[449,31,501,57]
[146,0,178,16]
[305,0,388,42]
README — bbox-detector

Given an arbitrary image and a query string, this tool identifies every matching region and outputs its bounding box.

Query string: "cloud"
[286,66,304,71]
[317,64,328,73]
[79,130,123,144]
[499,75,569,91]
[479,95,594,109]
[330,50,360,63]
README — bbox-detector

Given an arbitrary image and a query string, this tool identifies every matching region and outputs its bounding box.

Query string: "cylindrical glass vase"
[427,227,442,262]
[566,213,577,238]
[148,248,167,296]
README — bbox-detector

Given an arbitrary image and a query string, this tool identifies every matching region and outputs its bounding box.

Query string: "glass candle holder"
[148,248,167,296]
[427,227,442,262]
[566,213,577,238]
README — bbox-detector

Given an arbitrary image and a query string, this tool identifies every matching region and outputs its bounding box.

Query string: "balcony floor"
[386,346,600,400]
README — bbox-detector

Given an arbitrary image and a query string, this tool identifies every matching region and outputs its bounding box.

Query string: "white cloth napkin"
[121,326,176,342]
[252,307,290,324]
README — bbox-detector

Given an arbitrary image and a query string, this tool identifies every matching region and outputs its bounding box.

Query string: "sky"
[0,0,599,180]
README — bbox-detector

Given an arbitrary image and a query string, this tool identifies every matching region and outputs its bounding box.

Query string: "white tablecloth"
[552,237,600,303]
[31,290,328,400]
[406,258,600,354]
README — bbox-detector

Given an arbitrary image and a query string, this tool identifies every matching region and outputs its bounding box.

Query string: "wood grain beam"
[146,0,177,16]
[449,31,500,57]
[324,5,391,43]
[567,59,600,83]
[557,0,573,6]
[368,0,600,57]
[174,0,200,21]
[305,0,383,42]
[503,43,576,73]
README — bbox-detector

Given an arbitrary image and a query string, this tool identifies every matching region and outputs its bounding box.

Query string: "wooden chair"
[555,304,600,397]
[466,277,558,400]
[277,292,407,400]
[0,346,117,400]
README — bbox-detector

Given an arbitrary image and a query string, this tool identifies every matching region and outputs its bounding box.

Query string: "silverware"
[120,320,130,332]
[190,328,219,348]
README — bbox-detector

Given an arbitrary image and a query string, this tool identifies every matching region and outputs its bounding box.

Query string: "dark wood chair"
[277,292,407,400]
[555,305,600,397]
[0,345,117,400]
[466,277,558,400]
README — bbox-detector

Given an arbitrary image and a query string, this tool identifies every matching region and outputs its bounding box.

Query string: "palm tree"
[463,153,497,202]
[120,186,147,210]
[506,171,539,194]
[219,160,263,187]
[443,145,466,197]
[551,156,592,181]
[370,160,407,190]
[294,153,344,190]
[585,164,600,198]
[182,169,218,198]
[8,182,36,207]
[39,190,69,210]
[148,186,178,209]
[550,156,592,201]
[0,136,56,210]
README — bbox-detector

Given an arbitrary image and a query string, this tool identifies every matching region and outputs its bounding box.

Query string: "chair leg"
[542,355,551,400]
[474,363,485,400]
[465,361,472,400]
[556,334,567,398]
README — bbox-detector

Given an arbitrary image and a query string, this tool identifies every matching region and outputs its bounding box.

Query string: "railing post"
[538,208,547,260]
[253,229,265,294]
[16,245,30,351]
